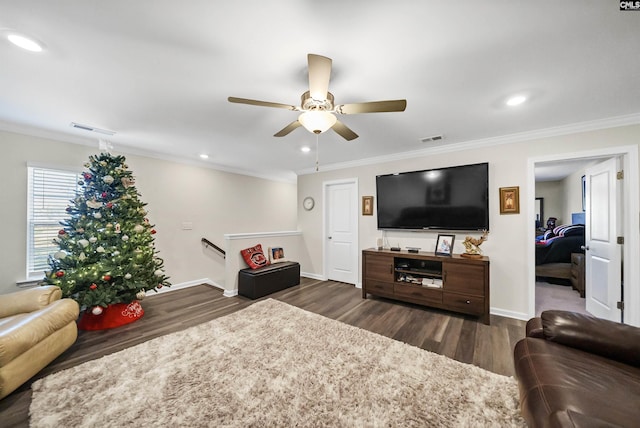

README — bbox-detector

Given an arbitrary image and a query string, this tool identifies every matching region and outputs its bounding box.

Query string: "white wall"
[297,124,640,320]
[0,131,297,295]
[535,181,564,225]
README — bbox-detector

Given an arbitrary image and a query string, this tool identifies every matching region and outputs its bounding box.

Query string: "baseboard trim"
[301,272,325,281]
[223,289,238,297]
[149,278,223,296]
[490,307,530,321]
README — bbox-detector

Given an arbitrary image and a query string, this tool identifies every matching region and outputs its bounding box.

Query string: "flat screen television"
[376,162,489,231]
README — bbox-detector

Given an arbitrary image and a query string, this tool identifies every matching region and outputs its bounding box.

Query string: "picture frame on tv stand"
[435,234,455,256]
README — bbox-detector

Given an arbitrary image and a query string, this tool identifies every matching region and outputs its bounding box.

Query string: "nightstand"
[570,253,585,298]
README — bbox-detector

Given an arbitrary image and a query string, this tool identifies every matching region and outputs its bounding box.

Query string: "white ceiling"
[1,1,639,182]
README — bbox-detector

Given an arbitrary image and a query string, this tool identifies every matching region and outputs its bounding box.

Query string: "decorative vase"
[77,301,144,331]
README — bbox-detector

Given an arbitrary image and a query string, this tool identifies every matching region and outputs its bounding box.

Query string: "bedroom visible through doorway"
[533,155,626,320]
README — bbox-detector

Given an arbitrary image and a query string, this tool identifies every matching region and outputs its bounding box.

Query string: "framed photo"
[269,247,286,263]
[362,196,374,216]
[499,186,520,214]
[435,234,455,256]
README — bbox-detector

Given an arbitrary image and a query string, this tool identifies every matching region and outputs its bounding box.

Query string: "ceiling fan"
[228,54,407,141]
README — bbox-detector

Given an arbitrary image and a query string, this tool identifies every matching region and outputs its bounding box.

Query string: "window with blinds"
[27,166,82,279]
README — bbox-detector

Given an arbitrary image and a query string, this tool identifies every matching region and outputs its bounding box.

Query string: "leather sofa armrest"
[526,317,544,338]
[0,298,79,366]
[541,310,640,367]
[0,286,62,318]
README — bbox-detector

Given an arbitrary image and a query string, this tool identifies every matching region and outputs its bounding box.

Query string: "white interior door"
[325,180,358,284]
[585,157,622,321]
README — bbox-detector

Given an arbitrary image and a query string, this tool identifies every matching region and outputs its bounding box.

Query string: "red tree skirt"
[78,301,144,331]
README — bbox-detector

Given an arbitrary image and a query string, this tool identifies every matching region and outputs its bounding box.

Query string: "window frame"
[26,163,82,280]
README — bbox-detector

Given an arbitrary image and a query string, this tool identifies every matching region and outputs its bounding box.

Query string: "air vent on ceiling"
[70,122,116,136]
[420,134,444,143]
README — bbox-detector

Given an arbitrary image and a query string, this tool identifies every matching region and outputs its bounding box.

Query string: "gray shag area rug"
[30,299,525,427]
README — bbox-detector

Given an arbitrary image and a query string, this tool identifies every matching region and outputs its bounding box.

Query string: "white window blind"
[27,166,82,279]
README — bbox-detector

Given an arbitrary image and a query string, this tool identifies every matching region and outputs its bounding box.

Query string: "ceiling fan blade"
[336,99,407,115]
[308,54,332,100]
[228,97,298,110]
[332,120,359,141]
[274,120,302,137]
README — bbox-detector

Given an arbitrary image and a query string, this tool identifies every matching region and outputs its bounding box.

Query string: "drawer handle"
[465,300,471,304]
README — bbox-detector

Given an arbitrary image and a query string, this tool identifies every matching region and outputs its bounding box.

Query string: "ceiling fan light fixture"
[298,111,336,134]
[7,32,44,52]
[506,95,527,107]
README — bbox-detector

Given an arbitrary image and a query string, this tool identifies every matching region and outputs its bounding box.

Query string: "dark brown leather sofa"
[513,310,640,427]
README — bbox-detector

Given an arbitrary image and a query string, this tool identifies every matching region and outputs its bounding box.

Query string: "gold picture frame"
[499,186,520,214]
[362,196,374,216]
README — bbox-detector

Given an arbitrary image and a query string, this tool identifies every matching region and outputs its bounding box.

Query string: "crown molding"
[295,112,640,176]
[0,120,297,184]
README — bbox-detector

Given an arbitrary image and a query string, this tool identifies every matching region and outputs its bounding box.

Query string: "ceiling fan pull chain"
[315,133,320,172]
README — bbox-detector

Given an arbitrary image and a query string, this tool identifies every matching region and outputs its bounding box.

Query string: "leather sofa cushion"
[541,310,640,367]
[514,337,640,427]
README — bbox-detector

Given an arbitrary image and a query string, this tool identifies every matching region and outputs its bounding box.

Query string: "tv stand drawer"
[443,293,484,315]
[394,284,442,305]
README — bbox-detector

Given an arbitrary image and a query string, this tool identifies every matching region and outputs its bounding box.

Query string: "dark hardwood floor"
[0,278,527,427]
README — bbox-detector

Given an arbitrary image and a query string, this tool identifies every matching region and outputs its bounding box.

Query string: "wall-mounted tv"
[376,162,489,231]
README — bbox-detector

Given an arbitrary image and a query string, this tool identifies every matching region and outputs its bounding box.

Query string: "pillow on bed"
[561,224,585,237]
[553,224,584,237]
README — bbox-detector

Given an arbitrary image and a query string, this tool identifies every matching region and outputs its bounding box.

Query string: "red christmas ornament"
[150,229,157,234]
[106,202,113,209]
[157,284,163,289]
[103,275,112,281]
[83,172,92,180]
[56,271,65,277]
[58,229,66,235]
[102,192,107,198]
[90,283,98,290]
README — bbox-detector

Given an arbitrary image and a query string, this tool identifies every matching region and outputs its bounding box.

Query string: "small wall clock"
[303,196,315,211]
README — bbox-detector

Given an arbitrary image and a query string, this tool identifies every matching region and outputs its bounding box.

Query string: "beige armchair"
[0,285,79,399]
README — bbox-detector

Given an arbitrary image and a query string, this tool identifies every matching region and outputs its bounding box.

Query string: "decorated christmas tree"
[44,153,170,320]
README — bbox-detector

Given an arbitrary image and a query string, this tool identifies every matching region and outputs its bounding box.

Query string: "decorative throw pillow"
[543,230,555,240]
[240,244,270,269]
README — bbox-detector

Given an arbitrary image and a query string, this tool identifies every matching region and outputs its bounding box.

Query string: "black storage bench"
[238,261,300,299]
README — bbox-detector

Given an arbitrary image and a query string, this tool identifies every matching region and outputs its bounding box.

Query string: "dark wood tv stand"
[362,248,490,324]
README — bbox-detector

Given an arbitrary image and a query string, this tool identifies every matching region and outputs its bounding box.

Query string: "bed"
[535,224,585,280]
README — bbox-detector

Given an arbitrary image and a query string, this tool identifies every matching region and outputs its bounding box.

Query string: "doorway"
[323,178,359,285]
[528,146,639,326]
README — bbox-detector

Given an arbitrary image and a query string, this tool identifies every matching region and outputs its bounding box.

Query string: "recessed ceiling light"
[199,154,209,159]
[301,146,311,153]
[7,33,44,52]
[506,95,527,106]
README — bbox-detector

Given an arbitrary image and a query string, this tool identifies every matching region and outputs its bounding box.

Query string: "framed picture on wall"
[499,186,520,214]
[362,196,374,216]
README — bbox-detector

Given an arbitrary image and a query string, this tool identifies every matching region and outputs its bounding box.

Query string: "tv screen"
[376,162,489,231]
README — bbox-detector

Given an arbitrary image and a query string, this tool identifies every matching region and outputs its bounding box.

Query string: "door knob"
[328,236,332,240]
[581,245,589,251]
